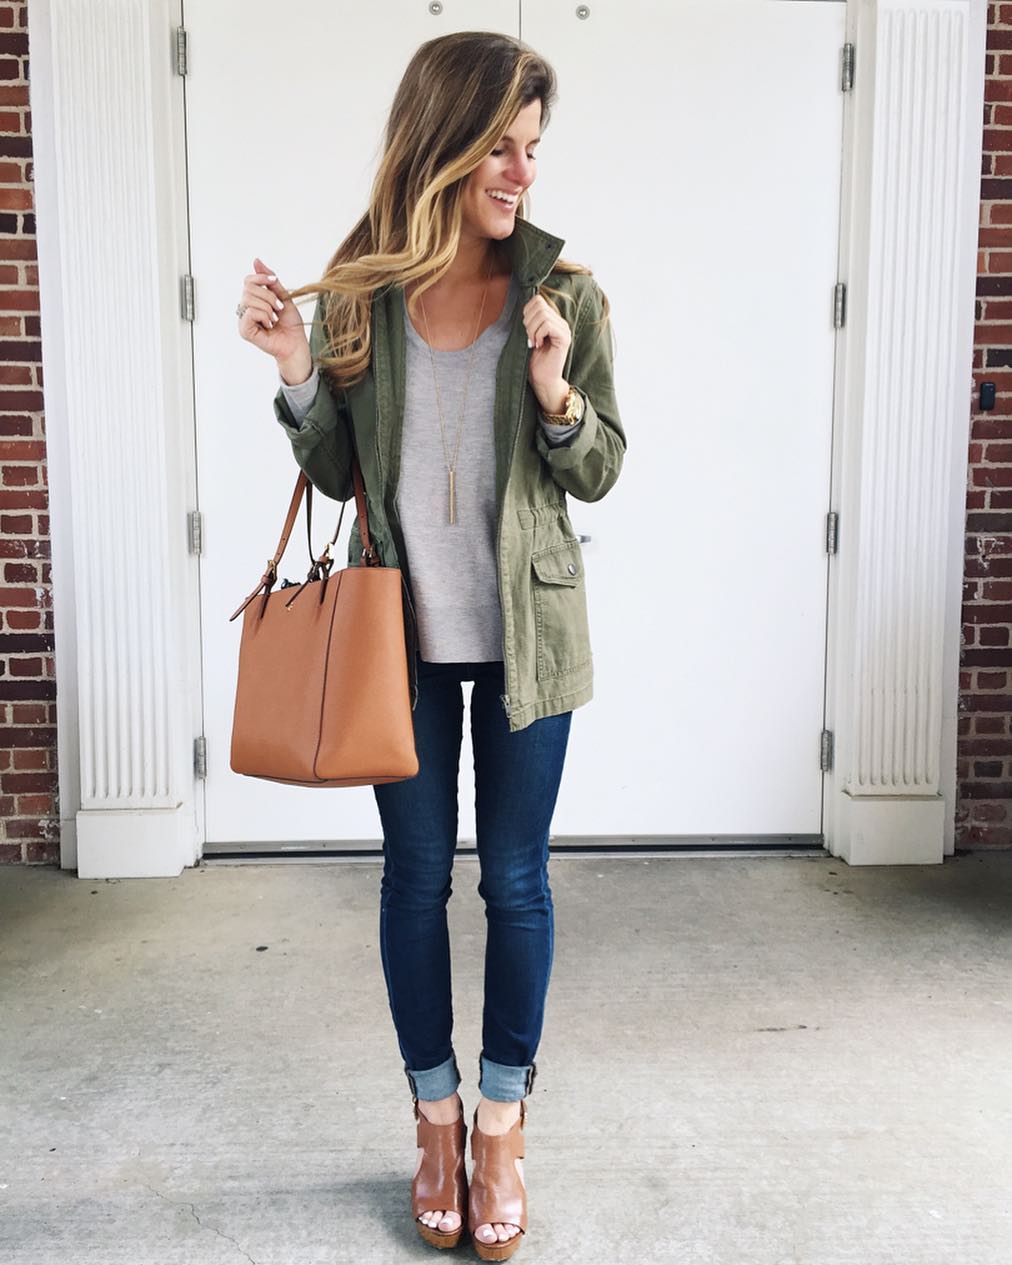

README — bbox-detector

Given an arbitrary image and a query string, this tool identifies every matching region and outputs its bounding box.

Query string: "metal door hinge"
[175,27,188,77]
[194,735,207,779]
[820,729,834,772]
[825,510,838,555]
[833,282,846,329]
[181,274,195,322]
[187,510,202,555]
[841,43,854,93]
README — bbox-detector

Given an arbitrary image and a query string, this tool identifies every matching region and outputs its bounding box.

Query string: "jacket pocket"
[530,537,592,681]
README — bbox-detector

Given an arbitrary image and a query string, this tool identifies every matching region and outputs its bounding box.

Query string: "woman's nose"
[504,155,535,187]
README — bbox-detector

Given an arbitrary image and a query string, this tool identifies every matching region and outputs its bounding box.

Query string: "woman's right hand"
[237,256,313,384]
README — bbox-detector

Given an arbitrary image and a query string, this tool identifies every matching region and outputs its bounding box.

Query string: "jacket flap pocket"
[531,540,583,586]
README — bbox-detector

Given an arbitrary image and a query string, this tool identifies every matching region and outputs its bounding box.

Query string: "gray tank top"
[394,274,517,661]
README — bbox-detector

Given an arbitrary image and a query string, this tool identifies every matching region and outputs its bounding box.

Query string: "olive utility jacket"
[272,215,626,732]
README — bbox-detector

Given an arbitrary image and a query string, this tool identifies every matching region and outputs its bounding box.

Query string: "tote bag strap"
[228,450,372,622]
[304,458,380,570]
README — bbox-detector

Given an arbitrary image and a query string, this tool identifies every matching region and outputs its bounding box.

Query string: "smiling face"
[461,97,542,244]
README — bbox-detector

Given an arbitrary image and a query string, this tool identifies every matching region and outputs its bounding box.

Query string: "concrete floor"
[0,850,1010,1265]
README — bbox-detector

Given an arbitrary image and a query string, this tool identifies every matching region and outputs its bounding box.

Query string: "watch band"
[541,385,584,425]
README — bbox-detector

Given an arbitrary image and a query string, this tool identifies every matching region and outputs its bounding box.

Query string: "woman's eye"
[490,148,537,160]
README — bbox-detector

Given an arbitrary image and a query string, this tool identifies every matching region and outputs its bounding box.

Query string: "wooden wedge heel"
[411,1094,468,1250]
[467,1099,528,1261]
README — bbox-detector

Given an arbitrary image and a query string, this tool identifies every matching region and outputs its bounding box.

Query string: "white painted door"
[187,0,845,849]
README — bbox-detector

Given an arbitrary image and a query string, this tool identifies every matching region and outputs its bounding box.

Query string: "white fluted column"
[32,0,199,875]
[827,0,985,863]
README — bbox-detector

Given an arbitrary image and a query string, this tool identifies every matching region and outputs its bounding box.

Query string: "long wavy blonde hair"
[285,30,609,393]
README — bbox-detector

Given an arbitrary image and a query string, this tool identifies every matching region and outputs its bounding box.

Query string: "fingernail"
[266,273,277,281]
[527,338,532,348]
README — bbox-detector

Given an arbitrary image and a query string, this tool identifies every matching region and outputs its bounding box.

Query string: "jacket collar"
[501,214,566,287]
[375,213,565,295]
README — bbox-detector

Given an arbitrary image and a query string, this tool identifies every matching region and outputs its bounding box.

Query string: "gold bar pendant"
[448,468,456,525]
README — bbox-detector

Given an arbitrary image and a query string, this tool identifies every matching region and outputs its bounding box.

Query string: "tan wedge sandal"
[411,1094,468,1250]
[467,1098,528,1261]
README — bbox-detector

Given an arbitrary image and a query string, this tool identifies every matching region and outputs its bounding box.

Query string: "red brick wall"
[959,3,1012,850]
[0,0,58,865]
[1,3,1008,863]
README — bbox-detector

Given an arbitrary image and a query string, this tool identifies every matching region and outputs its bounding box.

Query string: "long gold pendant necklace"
[418,251,495,525]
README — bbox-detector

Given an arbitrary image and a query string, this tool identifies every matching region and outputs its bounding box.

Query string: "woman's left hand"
[522,293,571,411]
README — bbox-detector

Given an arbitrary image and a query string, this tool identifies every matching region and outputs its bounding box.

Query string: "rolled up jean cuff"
[403,1052,461,1102]
[478,1054,538,1102]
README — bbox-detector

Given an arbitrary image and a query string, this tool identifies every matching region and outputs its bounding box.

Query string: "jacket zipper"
[497,291,535,724]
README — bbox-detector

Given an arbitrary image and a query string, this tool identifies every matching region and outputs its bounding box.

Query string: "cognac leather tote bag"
[228,457,419,787]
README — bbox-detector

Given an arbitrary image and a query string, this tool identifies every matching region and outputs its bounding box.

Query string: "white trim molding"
[30,0,202,877]
[826,0,987,863]
[27,0,988,874]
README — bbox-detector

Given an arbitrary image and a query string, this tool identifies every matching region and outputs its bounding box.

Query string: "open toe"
[467,1100,528,1261]
[411,1096,468,1249]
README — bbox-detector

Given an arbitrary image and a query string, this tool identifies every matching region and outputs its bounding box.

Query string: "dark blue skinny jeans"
[373,657,572,1104]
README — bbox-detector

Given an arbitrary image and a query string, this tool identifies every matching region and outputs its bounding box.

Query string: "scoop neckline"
[402,273,517,354]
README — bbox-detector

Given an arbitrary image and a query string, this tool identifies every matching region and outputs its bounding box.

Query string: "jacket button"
[567,562,577,575]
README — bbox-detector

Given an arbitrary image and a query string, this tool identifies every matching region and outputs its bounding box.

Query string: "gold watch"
[541,384,584,426]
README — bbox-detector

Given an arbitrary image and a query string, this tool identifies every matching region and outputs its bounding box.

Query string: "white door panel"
[187,1,518,846]
[522,0,844,836]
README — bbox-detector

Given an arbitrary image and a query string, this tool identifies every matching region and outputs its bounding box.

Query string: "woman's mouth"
[486,189,518,211]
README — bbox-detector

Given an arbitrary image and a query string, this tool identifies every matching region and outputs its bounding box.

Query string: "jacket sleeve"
[534,276,626,501]
[272,292,355,503]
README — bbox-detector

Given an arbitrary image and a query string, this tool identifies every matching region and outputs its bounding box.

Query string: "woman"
[236,30,625,1260]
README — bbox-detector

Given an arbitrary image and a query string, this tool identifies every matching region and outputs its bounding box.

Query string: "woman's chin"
[464,206,516,240]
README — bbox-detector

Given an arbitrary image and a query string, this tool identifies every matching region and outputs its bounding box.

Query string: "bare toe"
[420,1209,462,1231]
[476,1219,519,1241]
